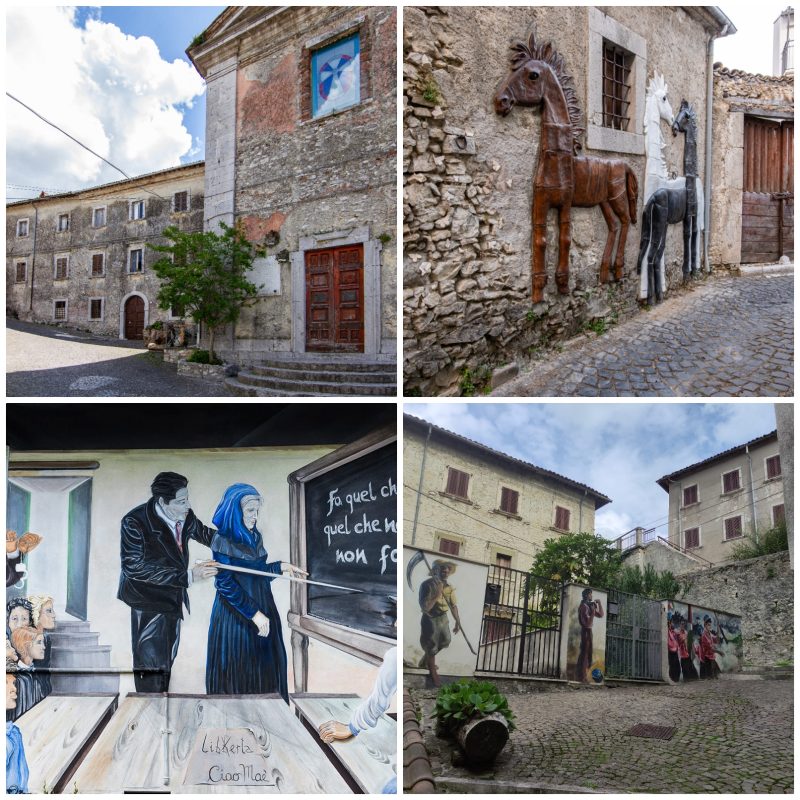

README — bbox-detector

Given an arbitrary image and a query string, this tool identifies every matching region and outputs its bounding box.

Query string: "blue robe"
[205,484,289,701]
[6,721,29,793]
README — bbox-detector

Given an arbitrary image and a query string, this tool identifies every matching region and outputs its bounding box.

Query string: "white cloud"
[6,7,205,194]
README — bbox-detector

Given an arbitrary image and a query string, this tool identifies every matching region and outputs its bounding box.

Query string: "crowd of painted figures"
[666,611,723,682]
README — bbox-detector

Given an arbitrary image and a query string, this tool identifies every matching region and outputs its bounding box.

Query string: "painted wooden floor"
[293,695,396,794]
[69,695,352,793]
[14,694,118,794]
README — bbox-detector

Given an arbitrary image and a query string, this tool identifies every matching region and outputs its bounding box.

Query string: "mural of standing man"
[418,560,462,687]
[117,472,218,692]
[577,588,604,683]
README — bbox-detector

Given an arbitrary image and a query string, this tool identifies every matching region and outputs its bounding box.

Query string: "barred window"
[54,256,68,280]
[89,299,103,320]
[724,516,743,540]
[722,469,741,493]
[445,467,470,499]
[15,261,26,282]
[499,487,519,515]
[554,505,570,531]
[54,300,67,320]
[684,527,700,549]
[602,41,633,130]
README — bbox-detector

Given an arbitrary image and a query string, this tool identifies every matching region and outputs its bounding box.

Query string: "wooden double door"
[741,116,793,263]
[124,295,145,340]
[305,244,364,352]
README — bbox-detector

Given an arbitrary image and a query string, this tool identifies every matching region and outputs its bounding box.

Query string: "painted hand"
[6,530,17,554]
[17,532,42,554]
[281,561,309,579]
[318,720,353,743]
[453,621,461,634]
[191,560,219,581]
[251,610,270,637]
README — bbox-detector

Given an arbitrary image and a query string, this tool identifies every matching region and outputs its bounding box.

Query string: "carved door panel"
[742,117,793,263]
[305,245,364,352]
[124,295,145,340]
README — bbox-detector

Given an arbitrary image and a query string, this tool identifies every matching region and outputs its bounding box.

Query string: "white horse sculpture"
[640,73,704,301]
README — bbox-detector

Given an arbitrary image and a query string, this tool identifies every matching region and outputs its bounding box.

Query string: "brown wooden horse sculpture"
[494,33,638,303]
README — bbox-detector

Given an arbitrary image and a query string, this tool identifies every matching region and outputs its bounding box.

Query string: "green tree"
[613,563,681,599]
[530,531,623,587]
[149,223,261,361]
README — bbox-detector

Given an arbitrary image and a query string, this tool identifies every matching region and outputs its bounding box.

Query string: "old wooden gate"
[124,295,145,340]
[477,565,563,678]
[605,589,662,681]
[741,116,794,263]
[305,244,364,352]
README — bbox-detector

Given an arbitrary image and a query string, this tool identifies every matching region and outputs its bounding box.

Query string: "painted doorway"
[124,295,145,340]
[305,244,364,352]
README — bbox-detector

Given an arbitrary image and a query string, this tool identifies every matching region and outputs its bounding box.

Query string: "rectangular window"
[89,299,103,320]
[91,253,105,277]
[15,261,26,282]
[495,553,512,569]
[602,41,633,130]
[766,454,782,479]
[438,538,460,556]
[93,207,106,227]
[54,300,67,320]
[554,505,570,531]
[170,303,185,319]
[129,249,144,273]
[173,191,189,212]
[773,504,786,526]
[445,467,470,499]
[722,469,741,493]
[682,485,698,507]
[57,213,70,232]
[724,516,743,540]
[684,527,700,549]
[311,32,360,118]
[499,487,519,515]
[17,219,29,237]
[54,256,68,280]
[130,200,145,220]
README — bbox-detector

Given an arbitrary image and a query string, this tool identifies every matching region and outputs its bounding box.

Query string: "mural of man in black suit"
[117,472,218,692]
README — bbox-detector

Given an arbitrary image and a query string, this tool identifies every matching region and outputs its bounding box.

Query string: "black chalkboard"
[303,440,397,640]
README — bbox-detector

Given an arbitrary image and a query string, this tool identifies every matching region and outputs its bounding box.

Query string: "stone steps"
[227,354,397,397]
[49,618,119,695]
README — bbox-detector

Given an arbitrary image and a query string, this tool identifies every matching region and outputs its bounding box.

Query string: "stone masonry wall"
[403,6,711,394]
[677,551,792,668]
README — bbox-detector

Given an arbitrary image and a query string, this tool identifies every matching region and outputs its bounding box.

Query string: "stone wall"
[622,540,708,576]
[677,551,792,668]
[403,6,713,394]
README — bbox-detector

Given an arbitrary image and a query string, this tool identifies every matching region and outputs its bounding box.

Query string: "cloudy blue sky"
[6,6,223,200]
[405,403,779,540]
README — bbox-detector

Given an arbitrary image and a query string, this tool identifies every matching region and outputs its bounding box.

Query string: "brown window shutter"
[684,528,699,549]
[766,455,781,479]
[555,505,570,531]
[446,467,469,499]
[438,538,460,556]
[683,485,698,506]
[722,470,740,493]
[724,516,742,540]
[773,504,785,525]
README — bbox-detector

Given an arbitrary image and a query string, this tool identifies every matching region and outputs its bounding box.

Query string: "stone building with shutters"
[187,6,397,394]
[6,162,204,340]
[404,414,611,571]
[403,6,734,395]
[657,430,787,566]
[708,63,794,268]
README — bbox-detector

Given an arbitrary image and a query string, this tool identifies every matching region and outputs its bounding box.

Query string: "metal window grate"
[602,42,633,131]
[626,723,676,740]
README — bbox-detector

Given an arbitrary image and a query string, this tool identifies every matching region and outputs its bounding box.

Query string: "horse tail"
[637,196,653,275]
[626,166,638,225]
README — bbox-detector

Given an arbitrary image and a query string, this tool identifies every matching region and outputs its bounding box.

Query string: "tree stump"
[455,712,509,764]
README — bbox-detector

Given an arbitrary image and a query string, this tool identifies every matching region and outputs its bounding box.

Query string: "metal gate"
[605,589,662,681]
[477,565,563,678]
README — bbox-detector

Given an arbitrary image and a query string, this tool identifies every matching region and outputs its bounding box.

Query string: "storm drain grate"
[625,723,676,740]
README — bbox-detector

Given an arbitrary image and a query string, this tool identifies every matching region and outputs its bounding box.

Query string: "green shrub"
[147,321,164,330]
[434,679,515,733]
[729,522,788,561]
[186,349,222,365]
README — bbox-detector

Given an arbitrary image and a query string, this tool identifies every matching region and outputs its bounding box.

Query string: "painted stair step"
[51,673,120,695]
[242,367,396,385]
[227,375,396,397]
[51,645,113,669]
[49,631,100,648]
[53,620,91,632]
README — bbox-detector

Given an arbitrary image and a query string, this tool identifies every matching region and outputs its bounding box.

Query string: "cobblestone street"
[493,273,793,397]
[413,678,793,793]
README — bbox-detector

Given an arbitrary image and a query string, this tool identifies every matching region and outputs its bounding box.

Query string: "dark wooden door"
[305,245,364,352]
[124,295,145,340]
[742,117,794,263]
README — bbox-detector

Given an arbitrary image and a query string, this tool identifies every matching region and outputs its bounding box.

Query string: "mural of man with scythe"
[407,552,471,687]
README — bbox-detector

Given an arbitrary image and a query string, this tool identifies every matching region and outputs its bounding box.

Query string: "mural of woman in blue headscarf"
[205,483,305,701]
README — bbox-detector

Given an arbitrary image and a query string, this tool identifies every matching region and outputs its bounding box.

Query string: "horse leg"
[531,196,548,303]
[555,204,572,294]
[598,201,618,284]
[608,192,631,282]
[682,215,692,281]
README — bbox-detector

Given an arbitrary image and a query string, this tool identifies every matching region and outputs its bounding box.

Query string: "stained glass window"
[311,33,360,118]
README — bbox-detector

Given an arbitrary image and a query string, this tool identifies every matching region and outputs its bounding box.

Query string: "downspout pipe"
[745,445,758,539]
[411,422,432,546]
[29,204,39,312]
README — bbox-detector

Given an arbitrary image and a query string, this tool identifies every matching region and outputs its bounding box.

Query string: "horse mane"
[647,72,668,99]
[510,31,585,153]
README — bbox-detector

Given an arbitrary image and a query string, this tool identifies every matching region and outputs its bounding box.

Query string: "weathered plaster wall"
[623,541,709,576]
[676,551,792,668]
[403,6,712,394]
[6,166,204,338]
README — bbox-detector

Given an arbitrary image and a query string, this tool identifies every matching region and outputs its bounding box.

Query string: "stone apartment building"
[6,163,204,339]
[657,430,786,565]
[187,6,397,393]
[404,414,611,571]
[403,6,734,395]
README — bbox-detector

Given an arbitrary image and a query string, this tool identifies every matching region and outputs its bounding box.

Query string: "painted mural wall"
[562,584,607,683]
[666,601,743,681]
[7,444,397,793]
[403,547,487,682]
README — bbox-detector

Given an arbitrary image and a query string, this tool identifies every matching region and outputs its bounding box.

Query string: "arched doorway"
[124,295,145,340]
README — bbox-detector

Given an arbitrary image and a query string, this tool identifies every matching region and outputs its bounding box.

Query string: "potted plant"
[433,679,515,764]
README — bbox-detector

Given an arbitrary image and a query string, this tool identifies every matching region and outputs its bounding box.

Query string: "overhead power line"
[6,92,166,201]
